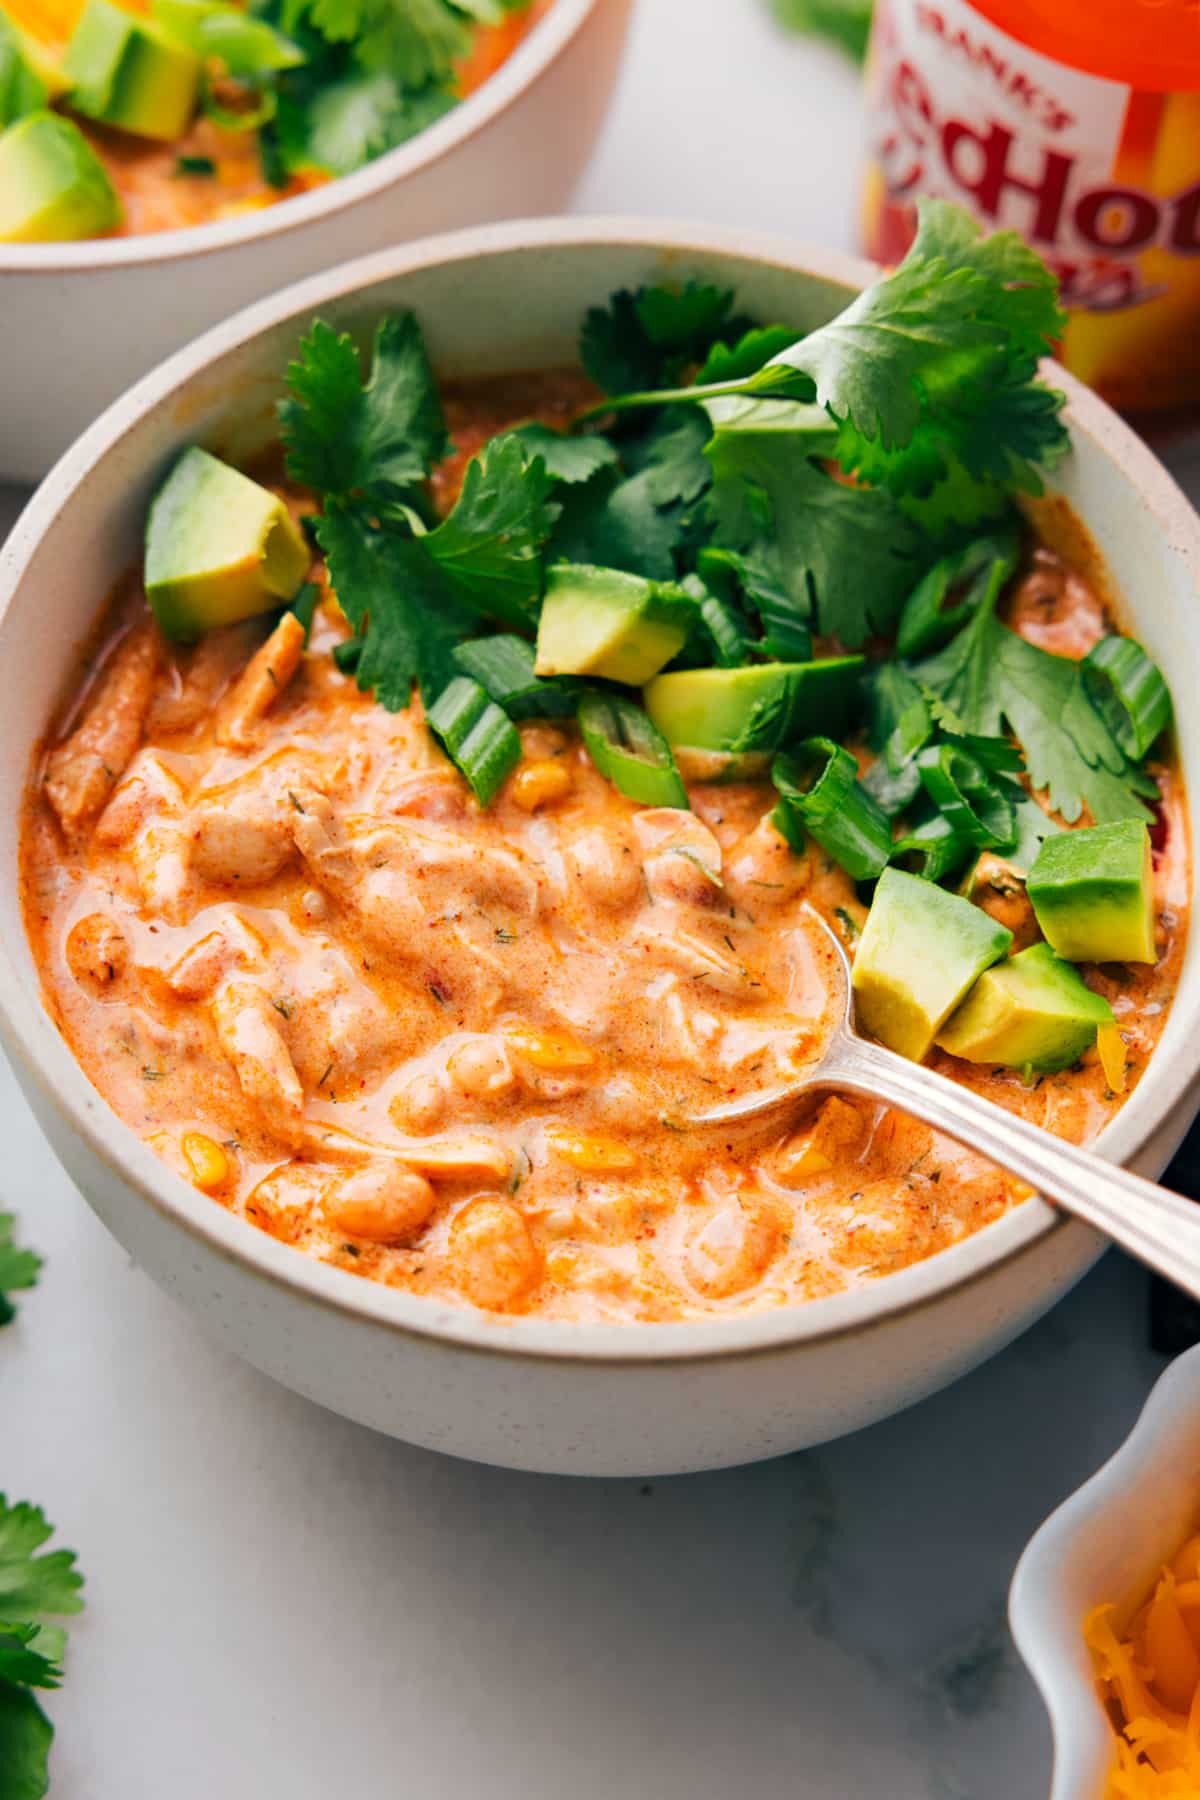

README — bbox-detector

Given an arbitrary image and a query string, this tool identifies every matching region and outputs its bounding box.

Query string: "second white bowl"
[0,0,631,483]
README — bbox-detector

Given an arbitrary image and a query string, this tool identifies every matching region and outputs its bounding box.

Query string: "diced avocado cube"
[64,0,199,140]
[852,868,1013,1062]
[937,942,1114,1074]
[535,564,693,686]
[145,448,310,641]
[643,658,864,758]
[0,9,69,125]
[0,110,120,241]
[1026,819,1156,964]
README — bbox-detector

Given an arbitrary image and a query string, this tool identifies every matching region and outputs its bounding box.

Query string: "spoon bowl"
[694,908,1200,1304]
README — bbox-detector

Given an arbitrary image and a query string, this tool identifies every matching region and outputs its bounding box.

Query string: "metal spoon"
[693,909,1200,1301]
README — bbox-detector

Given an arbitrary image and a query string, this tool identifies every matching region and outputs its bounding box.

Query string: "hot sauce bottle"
[861,0,1200,416]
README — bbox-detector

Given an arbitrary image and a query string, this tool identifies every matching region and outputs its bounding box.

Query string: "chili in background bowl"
[1,218,1199,1476]
[0,0,632,483]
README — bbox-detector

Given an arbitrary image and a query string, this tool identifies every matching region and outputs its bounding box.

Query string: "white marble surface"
[2,2,1197,1795]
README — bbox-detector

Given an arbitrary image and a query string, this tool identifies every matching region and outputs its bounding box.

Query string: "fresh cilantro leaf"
[510,424,619,485]
[761,199,1068,496]
[630,406,713,509]
[0,1502,83,1623]
[769,0,873,61]
[422,434,559,628]
[279,312,448,502]
[913,596,1157,823]
[548,466,680,581]
[0,1216,39,1327]
[302,0,470,79]
[0,1624,64,1693]
[277,68,455,174]
[695,324,802,387]
[0,1679,53,1800]
[580,281,736,395]
[316,504,471,708]
[704,398,928,646]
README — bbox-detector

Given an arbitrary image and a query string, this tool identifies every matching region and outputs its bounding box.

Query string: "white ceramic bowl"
[1011,1342,1200,1799]
[0,0,631,483]
[2,218,1200,1477]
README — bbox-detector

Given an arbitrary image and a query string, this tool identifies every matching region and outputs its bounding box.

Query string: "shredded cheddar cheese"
[1086,1532,1200,1794]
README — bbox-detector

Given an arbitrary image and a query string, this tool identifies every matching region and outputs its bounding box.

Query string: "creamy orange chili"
[76,4,544,237]
[19,372,1189,1322]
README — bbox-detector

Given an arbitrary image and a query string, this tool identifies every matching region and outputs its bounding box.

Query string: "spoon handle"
[824,1037,1200,1301]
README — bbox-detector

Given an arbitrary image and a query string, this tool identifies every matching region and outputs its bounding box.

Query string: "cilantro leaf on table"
[510,424,620,485]
[0,1625,64,1693]
[422,434,559,628]
[704,397,929,646]
[580,282,739,395]
[279,313,448,502]
[0,1215,39,1327]
[913,595,1158,824]
[0,1503,83,1623]
[0,1499,84,1800]
[0,1679,53,1800]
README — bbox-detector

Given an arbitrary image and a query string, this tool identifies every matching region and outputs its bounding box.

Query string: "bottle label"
[863,0,1200,408]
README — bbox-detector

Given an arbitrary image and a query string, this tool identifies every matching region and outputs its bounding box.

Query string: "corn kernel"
[511,760,573,812]
[505,1029,596,1072]
[546,1130,638,1174]
[774,1138,833,1187]
[1097,1023,1128,1095]
[402,1136,512,1183]
[182,1131,232,1193]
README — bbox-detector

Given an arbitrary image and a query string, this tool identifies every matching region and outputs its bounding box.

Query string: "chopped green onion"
[680,572,750,669]
[1083,635,1172,761]
[175,153,215,176]
[896,528,1020,660]
[332,637,363,674]
[426,676,521,807]
[916,743,1016,849]
[452,635,576,719]
[891,810,974,882]
[577,690,689,809]
[698,547,812,663]
[287,582,319,640]
[772,737,892,881]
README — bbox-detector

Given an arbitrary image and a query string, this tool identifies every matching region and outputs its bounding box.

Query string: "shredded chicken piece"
[215,611,305,748]
[210,980,304,1137]
[44,621,160,841]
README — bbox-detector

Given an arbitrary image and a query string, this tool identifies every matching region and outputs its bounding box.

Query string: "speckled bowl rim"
[1,215,1199,1367]
[0,0,600,272]
[1010,1343,1200,1799]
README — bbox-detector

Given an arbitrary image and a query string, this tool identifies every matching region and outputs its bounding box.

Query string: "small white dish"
[1011,1341,1200,1799]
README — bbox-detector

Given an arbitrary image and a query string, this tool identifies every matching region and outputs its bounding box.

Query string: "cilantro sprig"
[268,202,1170,867]
[1,1211,85,1800]
[0,1214,40,1327]
[280,315,559,717]
[0,1498,84,1800]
